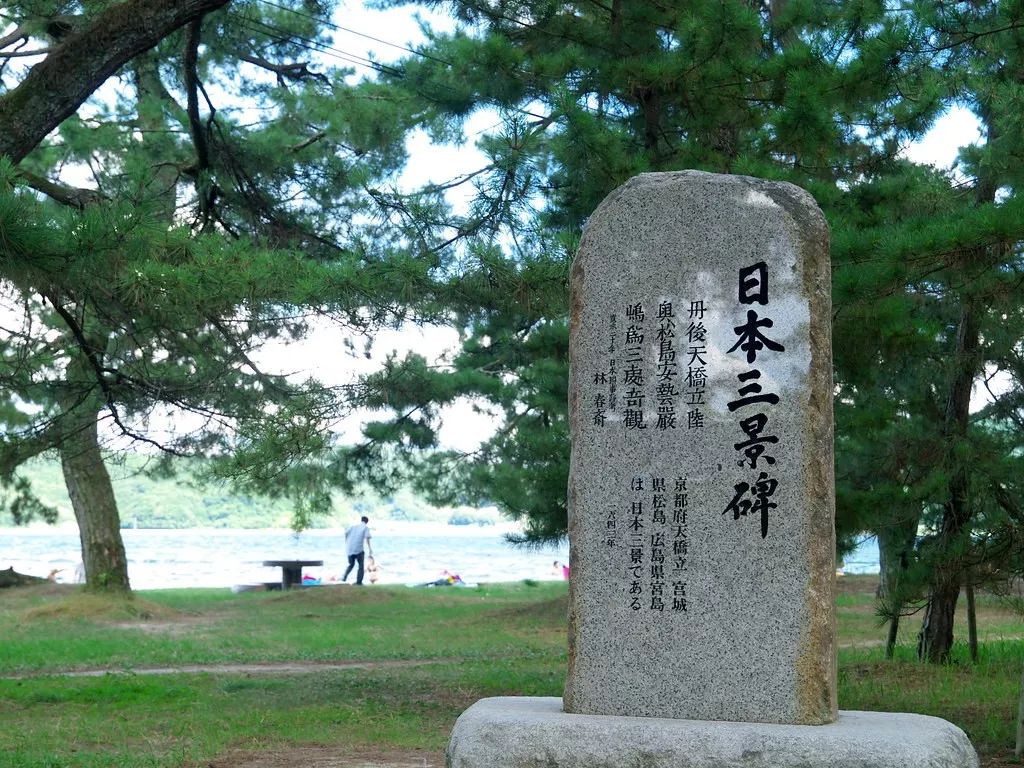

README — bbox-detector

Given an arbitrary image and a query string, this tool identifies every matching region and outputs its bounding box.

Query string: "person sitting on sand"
[366,556,381,585]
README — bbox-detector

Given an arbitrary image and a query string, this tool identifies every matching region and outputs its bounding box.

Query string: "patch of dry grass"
[18,589,186,623]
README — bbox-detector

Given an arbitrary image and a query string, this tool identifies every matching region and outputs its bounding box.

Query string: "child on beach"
[366,556,381,584]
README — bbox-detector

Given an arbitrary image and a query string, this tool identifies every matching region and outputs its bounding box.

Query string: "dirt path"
[206,746,445,768]
[14,633,1024,677]
[2,657,456,680]
[11,630,1024,676]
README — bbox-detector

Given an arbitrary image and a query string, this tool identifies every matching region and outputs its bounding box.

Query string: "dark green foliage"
[352,0,954,545]
[0,475,58,525]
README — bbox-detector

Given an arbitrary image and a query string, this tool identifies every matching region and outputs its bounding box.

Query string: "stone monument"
[446,171,978,768]
[564,170,835,725]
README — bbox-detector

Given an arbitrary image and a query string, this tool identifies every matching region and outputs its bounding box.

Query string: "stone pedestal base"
[447,697,978,768]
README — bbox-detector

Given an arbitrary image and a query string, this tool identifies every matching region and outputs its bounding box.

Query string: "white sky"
[255,322,497,451]
[901,107,983,170]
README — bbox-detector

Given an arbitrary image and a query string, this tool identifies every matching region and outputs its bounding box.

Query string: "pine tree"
[353,0,947,545]
[897,0,1024,663]
[0,1,428,590]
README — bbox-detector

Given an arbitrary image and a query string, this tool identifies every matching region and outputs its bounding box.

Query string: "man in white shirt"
[342,515,373,585]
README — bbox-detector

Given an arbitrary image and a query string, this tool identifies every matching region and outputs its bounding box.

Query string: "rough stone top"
[565,171,836,724]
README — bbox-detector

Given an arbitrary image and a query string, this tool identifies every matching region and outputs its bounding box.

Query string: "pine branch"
[41,294,186,455]
[289,130,327,153]
[921,20,1024,54]
[0,24,30,50]
[0,0,232,165]
[208,317,292,396]
[183,19,211,174]
[17,169,105,209]
[0,48,53,58]
[237,52,328,86]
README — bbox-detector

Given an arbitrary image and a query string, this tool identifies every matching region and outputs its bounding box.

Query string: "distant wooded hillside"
[1,456,500,530]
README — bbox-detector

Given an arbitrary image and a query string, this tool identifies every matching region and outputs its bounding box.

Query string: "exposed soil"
[3,657,455,680]
[204,746,443,768]
[109,616,211,635]
[978,752,1024,768]
[835,574,879,597]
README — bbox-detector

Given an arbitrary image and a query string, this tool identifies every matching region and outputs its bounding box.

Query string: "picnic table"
[262,560,323,590]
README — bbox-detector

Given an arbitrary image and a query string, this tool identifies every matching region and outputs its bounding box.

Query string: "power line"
[246,1,590,118]
[240,15,403,77]
[236,11,557,125]
[256,0,456,68]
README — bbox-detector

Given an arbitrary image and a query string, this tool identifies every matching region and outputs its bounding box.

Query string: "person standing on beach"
[342,516,373,585]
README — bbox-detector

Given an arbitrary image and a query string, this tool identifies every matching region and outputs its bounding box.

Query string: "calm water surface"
[1,522,571,589]
[0,523,879,590]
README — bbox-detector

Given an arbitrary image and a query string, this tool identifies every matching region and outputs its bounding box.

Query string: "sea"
[0,523,880,591]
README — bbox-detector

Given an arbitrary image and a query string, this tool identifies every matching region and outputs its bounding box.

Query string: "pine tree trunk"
[1015,661,1024,757]
[918,576,959,663]
[60,410,130,592]
[966,581,978,663]
[885,614,900,660]
[876,512,918,659]
[917,101,1000,664]
[918,301,979,663]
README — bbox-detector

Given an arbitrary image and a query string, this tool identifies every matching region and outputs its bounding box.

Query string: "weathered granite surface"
[447,697,979,768]
[565,171,835,723]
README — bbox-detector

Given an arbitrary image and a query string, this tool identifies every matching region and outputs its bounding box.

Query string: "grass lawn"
[0,576,1020,767]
